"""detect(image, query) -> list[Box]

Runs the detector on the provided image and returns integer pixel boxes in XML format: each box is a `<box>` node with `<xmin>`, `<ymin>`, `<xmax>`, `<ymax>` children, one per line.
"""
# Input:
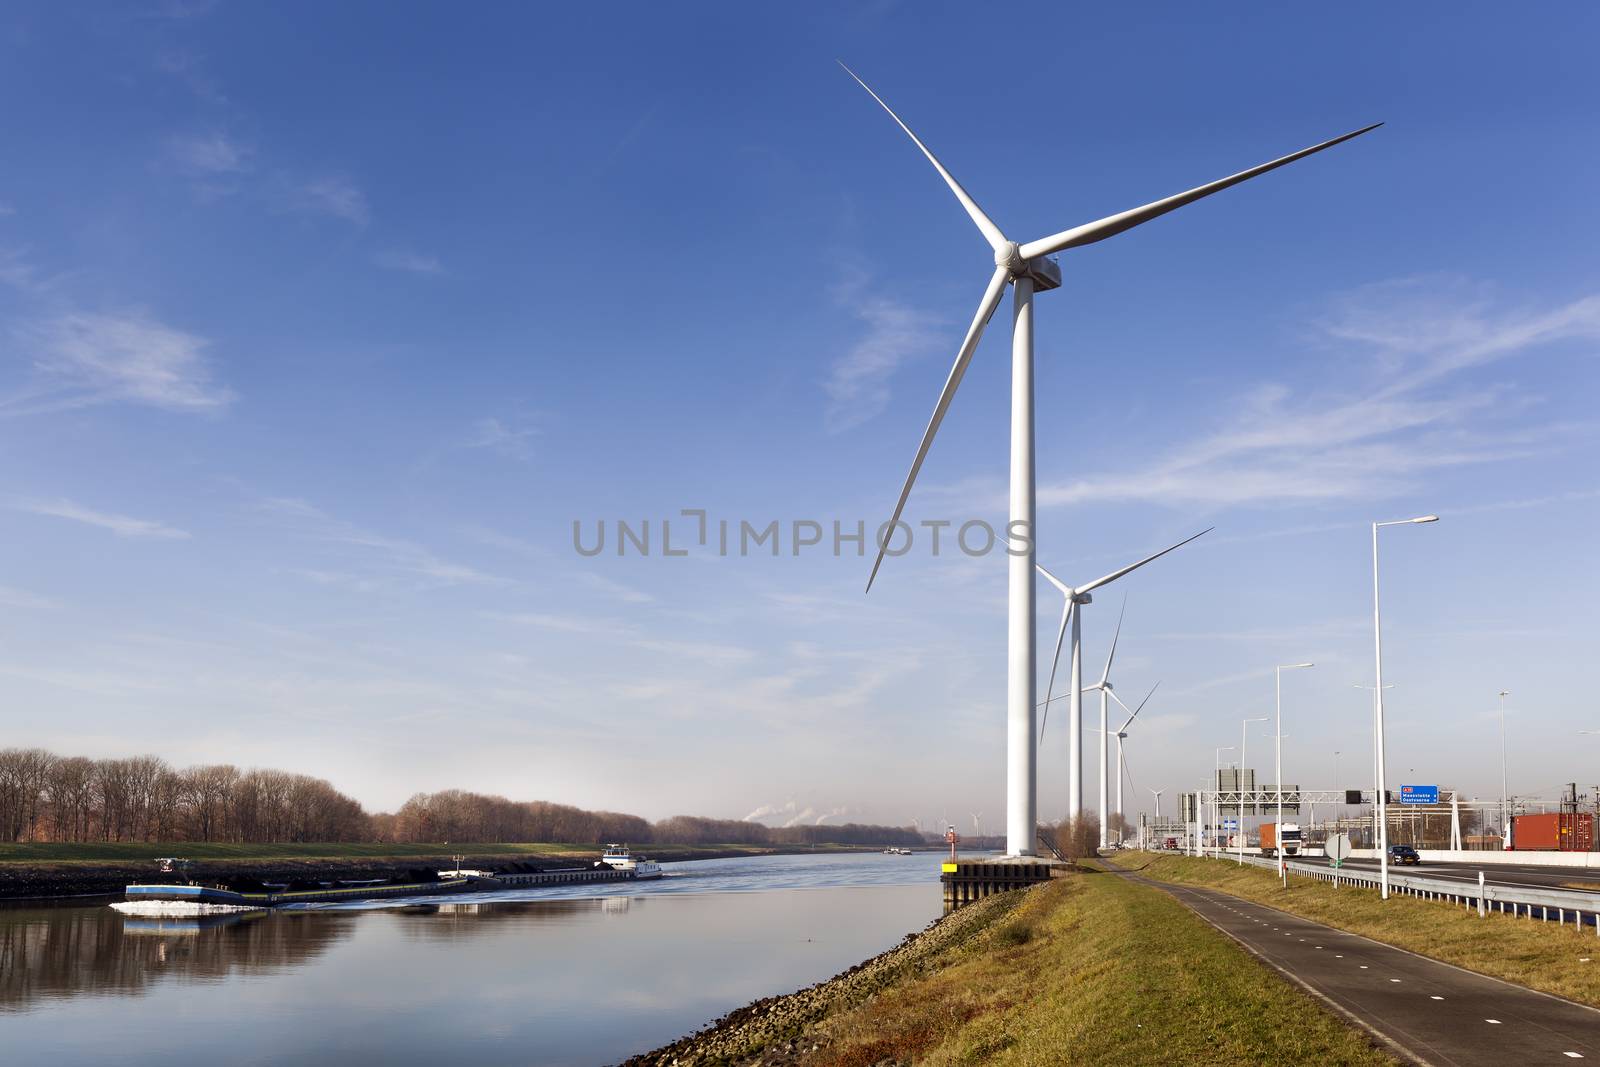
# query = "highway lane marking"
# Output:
<box><xmin>1389</xmin><ymin>978</ymin><xmax>1401</xmax><ymax>983</ymax></box>
<box><xmin>1486</xmin><ymin>1019</ymin><xmax>1501</xmax><ymax>1024</ymax></box>
<box><xmin>1430</xmin><ymin>996</ymin><xmax>1444</xmax><ymax>1000</ymax></box>
<box><xmin>1564</xmin><ymin>1053</ymin><xmax>1583</xmax><ymax>1059</ymax></box>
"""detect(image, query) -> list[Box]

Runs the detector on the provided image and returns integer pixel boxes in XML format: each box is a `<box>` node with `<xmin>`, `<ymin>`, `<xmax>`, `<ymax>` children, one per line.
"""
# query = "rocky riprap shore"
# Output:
<box><xmin>620</xmin><ymin>887</ymin><xmax>1030</xmax><ymax>1067</ymax></box>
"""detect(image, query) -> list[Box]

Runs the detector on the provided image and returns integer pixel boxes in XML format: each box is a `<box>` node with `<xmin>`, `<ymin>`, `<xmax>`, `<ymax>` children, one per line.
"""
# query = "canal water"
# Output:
<box><xmin>0</xmin><ymin>851</ymin><xmax>949</xmax><ymax>1066</ymax></box>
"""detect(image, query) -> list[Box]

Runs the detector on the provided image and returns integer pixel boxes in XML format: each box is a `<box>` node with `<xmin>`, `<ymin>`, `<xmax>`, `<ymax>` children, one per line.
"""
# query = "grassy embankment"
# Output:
<box><xmin>1110</xmin><ymin>852</ymin><xmax>1600</xmax><ymax>1008</ymax></box>
<box><xmin>706</xmin><ymin>868</ymin><xmax>1396</xmax><ymax>1066</ymax></box>
<box><xmin>0</xmin><ymin>841</ymin><xmax>800</xmax><ymax>866</ymax></box>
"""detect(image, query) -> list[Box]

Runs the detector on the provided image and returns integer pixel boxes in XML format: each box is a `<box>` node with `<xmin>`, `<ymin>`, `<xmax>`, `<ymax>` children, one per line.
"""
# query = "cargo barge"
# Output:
<box><xmin>118</xmin><ymin>845</ymin><xmax>664</xmax><ymax>912</ymax></box>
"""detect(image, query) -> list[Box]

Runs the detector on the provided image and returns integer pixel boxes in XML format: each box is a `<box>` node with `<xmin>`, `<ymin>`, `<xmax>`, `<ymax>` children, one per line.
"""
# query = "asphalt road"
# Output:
<box><xmin>1330</xmin><ymin>857</ymin><xmax>1600</xmax><ymax>892</ymax></box>
<box><xmin>1117</xmin><ymin>867</ymin><xmax>1600</xmax><ymax>1066</ymax></box>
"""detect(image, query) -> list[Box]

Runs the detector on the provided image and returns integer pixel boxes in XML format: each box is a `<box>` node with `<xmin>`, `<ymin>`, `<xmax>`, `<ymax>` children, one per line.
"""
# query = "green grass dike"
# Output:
<box><xmin>627</xmin><ymin>865</ymin><xmax>1397</xmax><ymax>1066</ymax></box>
<box><xmin>1108</xmin><ymin>851</ymin><xmax>1600</xmax><ymax>1009</ymax></box>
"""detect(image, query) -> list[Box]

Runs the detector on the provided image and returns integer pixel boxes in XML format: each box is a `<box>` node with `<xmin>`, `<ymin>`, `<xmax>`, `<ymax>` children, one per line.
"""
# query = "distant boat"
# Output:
<box><xmin>598</xmin><ymin>844</ymin><xmax>663</xmax><ymax>880</ymax></box>
<box><xmin>881</xmin><ymin>847</ymin><xmax>913</xmax><ymax>855</ymax></box>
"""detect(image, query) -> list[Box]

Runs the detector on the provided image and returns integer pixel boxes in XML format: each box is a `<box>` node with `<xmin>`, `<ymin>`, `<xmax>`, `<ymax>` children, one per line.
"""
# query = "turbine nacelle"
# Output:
<box><xmin>995</xmin><ymin>241</ymin><xmax>1063</xmax><ymax>291</ymax></box>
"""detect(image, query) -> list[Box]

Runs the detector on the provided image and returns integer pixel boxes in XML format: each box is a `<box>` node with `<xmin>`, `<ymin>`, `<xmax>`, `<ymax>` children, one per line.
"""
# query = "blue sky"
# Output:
<box><xmin>1</xmin><ymin>4</ymin><xmax>1597</xmax><ymax>828</ymax></box>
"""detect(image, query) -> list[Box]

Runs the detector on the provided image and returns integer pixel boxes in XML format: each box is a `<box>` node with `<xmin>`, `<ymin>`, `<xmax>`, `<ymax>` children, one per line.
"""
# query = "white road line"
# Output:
<box><xmin>1389</xmin><ymin>979</ymin><xmax>1402</xmax><ymax>983</ymax></box>
<box><xmin>1485</xmin><ymin>1019</ymin><xmax>1501</xmax><ymax>1024</ymax></box>
<box><xmin>1563</xmin><ymin>1053</ymin><xmax>1583</xmax><ymax>1059</ymax></box>
<box><xmin>1430</xmin><ymin>996</ymin><xmax>1444</xmax><ymax>1001</ymax></box>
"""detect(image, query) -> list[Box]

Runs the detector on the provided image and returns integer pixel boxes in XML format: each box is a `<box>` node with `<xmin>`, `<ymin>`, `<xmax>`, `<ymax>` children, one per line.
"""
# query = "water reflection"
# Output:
<box><xmin>0</xmin><ymin>906</ymin><xmax>349</xmax><ymax>1010</ymax></box>
<box><xmin>0</xmin><ymin>853</ymin><xmax>942</xmax><ymax>1067</ymax></box>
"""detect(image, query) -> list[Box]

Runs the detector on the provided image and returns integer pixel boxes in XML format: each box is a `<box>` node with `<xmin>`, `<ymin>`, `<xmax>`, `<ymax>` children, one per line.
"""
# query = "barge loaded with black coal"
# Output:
<box><xmin>114</xmin><ymin>845</ymin><xmax>664</xmax><ymax>914</ymax></box>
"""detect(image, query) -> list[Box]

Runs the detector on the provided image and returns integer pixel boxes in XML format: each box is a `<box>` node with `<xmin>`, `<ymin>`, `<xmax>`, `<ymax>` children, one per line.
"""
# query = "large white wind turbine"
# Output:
<box><xmin>1037</xmin><ymin>528</ymin><xmax>1208</xmax><ymax>826</ymax></box>
<box><xmin>842</xmin><ymin>62</ymin><xmax>1380</xmax><ymax>856</ymax></box>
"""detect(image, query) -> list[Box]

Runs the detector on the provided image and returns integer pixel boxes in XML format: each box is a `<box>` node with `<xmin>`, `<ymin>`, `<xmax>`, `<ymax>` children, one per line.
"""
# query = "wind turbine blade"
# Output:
<box><xmin>1108</xmin><ymin>687</ymin><xmax>1137</xmax><ymax>723</ymax></box>
<box><xmin>866</xmin><ymin>266</ymin><xmax>1010</xmax><ymax>591</ymax></box>
<box><xmin>1038</xmin><ymin>598</ymin><xmax>1074</xmax><ymax>742</ymax></box>
<box><xmin>839</xmin><ymin>63</ymin><xmax>1007</xmax><ymax>251</ymax></box>
<box><xmin>1120</xmin><ymin>747</ymin><xmax>1136</xmax><ymax>799</ymax></box>
<box><xmin>1018</xmin><ymin>123</ymin><xmax>1383</xmax><ymax>260</ymax></box>
<box><xmin>1099</xmin><ymin>594</ymin><xmax>1126</xmax><ymax>686</ymax></box>
<box><xmin>1117</xmin><ymin>681</ymin><xmax>1160</xmax><ymax>733</ymax></box>
<box><xmin>1077</xmin><ymin>527</ymin><xmax>1212</xmax><ymax>596</ymax></box>
<box><xmin>1034</xmin><ymin>563</ymin><xmax>1072</xmax><ymax>596</ymax></box>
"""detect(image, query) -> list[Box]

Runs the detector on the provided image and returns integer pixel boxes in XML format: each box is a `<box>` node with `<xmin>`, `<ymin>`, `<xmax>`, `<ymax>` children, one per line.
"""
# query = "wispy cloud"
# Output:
<box><xmin>0</xmin><ymin>585</ymin><xmax>58</xmax><ymax>610</ymax></box>
<box><xmin>167</xmin><ymin>132</ymin><xmax>252</xmax><ymax>175</ymax></box>
<box><xmin>463</xmin><ymin>416</ymin><xmax>535</xmax><ymax>461</ymax></box>
<box><xmin>483</xmin><ymin>611</ymin><xmax>619</xmax><ymax>635</ymax></box>
<box><xmin>0</xmin><ymin>246</ymin><xmax>41</xmax><ymax>292</ymax></box>
<box><xmin>13</xmin><ymin>498</ymin><xmax>190</xmax><ymax>539</ymax></box>
<box><xmin>257</xmin><ymin>496</ymin><xmax>501</xmax><ymax>587</ymax></box>
<box><xmin>290</xmin><ymin>176</ymin><xmax>369</xmax><ymax>225</ymax></box>
<box><xmin>372</xmin><ymin>249</ymin><xmax>443</xmax><ymax>275</ymax></box>
<box><xmin>1039</xmin><ymin>279</ymin><xmax>1600</xmax><ymax>510</ymax></box>
<box><xmin>579</xmin><ymin>572</ymin><xmax>656</xmax><ymax>605</ymax></box>
<box><xmin>8</xmin><ymin>310</ymin><xmax>234</xmax><ymax>416</ymax></box>
<box><xmin>825</xmin><ymin>267</ymin><xmax>945</xmax><ymax>433</ymax></box>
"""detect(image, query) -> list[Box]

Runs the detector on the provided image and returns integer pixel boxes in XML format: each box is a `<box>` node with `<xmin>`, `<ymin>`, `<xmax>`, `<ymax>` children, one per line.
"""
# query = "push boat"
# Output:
<box><xmin>598</xmin><ymin>844</ymin><xmax>663</xmax><ymax>880</ymax></box>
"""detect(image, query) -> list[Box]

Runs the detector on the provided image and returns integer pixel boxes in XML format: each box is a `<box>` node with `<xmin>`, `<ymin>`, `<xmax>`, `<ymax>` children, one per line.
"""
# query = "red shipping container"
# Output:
<box><xmin>1512</xmin><ymin>812</ymin><xmax>1594</xmax><ymax>851</ymax></box>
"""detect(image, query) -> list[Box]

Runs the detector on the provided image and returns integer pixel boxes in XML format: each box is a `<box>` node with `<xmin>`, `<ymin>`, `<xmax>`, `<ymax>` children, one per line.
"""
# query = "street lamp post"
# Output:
<box><xmin>1372</xmin><ymin>514</ymin><xmax>1439</xmax><ymax>900</ymax></box>
<box><xmin>1240</xmin><ymin>716</ymin><xmax>1269</xmax><ymax>865</ymax></box>
<box><xmin>1214</xmin><ymin>746</ymin><xmax>1234</xmax><ymax>857</ymax></box>
<box><xmin>1498</xmin><ymin>690</ymin><xmax>1510</xmax><ymax>846</ymax></box>
<box><xmin>1334</xmin><ymin>749</ymin><xmax>1341</xmax><ymax>826</ymax></box>
<box><xmin>1275</xmin><ymin>663</ymin><xmax>1313</xmax><ymax>885</ymax></box>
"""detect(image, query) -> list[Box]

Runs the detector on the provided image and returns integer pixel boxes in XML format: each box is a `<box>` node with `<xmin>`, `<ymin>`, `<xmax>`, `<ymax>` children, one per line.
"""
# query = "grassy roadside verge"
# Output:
<box><xmin>634</xmin><ymin>869</ymin><xmax>1396</xmax><ymax>1066</ymax></box>
<box><xmin>1110</xmin><ymin>852</ymin><xmax>1600</xmax><ymax>1008</ymax></box>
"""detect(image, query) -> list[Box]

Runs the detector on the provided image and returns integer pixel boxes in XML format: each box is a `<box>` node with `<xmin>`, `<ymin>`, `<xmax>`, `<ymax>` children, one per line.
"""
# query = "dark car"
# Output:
<box><xmin>1388</xmin><ymin>844</ymin><xmax>1421</xmax><ymax>865</ymax></box>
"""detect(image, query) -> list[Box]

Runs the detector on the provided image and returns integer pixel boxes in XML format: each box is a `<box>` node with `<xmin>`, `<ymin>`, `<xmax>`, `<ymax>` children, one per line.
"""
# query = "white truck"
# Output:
<box><xmin>1259</xmin><ymin>821</ymin><xmax>1302</xmax><ymax>857</ymax></box>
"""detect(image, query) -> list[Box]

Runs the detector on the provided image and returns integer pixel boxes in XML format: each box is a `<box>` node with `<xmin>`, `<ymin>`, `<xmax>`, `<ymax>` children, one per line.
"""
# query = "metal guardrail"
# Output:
<box><xmin>1192</xmin><ymin>849</ymin><xmax>1600</xmax><ymax>931</ymax></box>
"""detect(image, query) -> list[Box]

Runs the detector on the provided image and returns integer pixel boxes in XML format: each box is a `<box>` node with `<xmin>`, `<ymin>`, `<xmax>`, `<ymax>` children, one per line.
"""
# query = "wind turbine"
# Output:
<box><xmin>1038</xmin><ymin>528</ymin><xmax>1208</xmax><ymax>826</ymax></box>
<box><xmin>1076</xmin><ymin>598</ymin><xmax>1159</xmax><ymax>847</ymax></box>
<box><xmin>1112</xmin><ymin>683</ymin><xmax>1159</xmax><ymax>843</ymax></box>
<box><xmin>971</xmin><ymin>812</ymin><xmax>983</xmax><ymax>837</ymax></box>
<box><xmin>842</xmin><ymin>63</ymin><xmax>1381</xmax><ymax>857</ymax></box>
<box><xmin>1151</xmin><ymin>788</ymin><xmax>1164</xmax><ymax>821</ymax></box>
<box><xmin>1080</xmin><ymin>596</ymin><xmax>1128</xmax><ymax>849</ymax></box>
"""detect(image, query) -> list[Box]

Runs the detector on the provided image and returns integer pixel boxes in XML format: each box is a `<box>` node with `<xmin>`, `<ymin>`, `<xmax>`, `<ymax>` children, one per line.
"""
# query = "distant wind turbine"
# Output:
<box><xmin>1112</xmin><ymin>683</ymin><xmax>1159</xmax><ymax>843</ymax></box>
<box><xmin>841</xmin><ymin>61</ymin><xmax>1380</xmax><ymax>856</ymax></box>
<box><xmin>1038</xmin><ymin>529</ymin><xmax>1208</xmax><ymax>825</ymax></box>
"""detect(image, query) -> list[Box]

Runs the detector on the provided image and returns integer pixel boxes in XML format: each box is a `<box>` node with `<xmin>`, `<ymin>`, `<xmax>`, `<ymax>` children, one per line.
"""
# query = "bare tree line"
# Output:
<box><xmin>378</xmin><ymin>791</ymin><xmax>923</xmax><ymax>847</ymax></box>
<box><xmin>0</xmin><ymin>748</ymin><xmax>922</xmax><ymax>848</ymax></box>
<box><xmin>0</xmin><ymin>748</ymin><xmax>368</xmax><ymax>844</ymax></box>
